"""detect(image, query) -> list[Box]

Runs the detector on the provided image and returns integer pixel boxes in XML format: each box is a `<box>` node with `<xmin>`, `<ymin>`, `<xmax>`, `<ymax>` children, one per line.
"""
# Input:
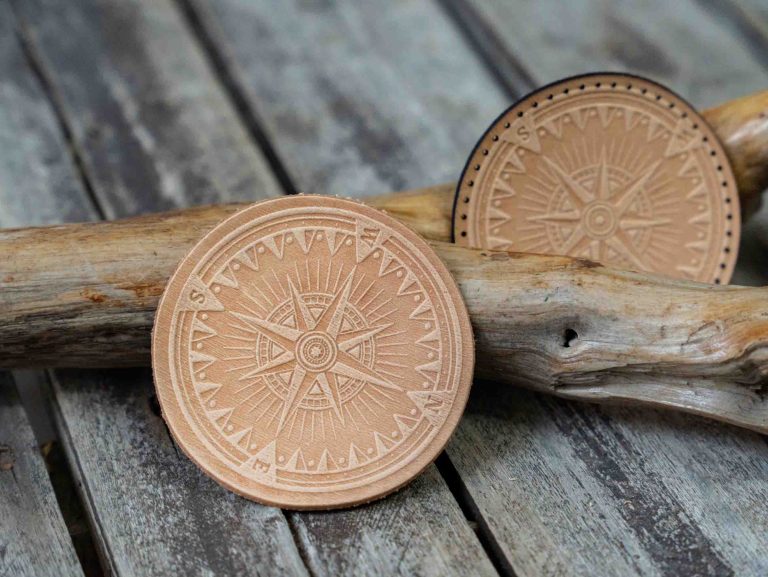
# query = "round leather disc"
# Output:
<box><xmin>152</xmin><ymin>196</ymin><xmax>474</xmax><ymax>509</ymax></box>
<box><xmin>454</xmin><ymin>73</ymin><xmax>740</xmax><ymax>284</ymax></box>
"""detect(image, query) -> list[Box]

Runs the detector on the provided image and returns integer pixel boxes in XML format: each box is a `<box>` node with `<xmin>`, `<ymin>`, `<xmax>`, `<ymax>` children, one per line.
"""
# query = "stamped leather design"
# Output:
<box><xmin>152</xmin><ymin>196</ymin><xmax>474</xmax><ymax>509</ymax></box>
<box><xmin>455</xmin><ymin>74</ymin><xmax>740</xmax><ymax>284</ymax></box>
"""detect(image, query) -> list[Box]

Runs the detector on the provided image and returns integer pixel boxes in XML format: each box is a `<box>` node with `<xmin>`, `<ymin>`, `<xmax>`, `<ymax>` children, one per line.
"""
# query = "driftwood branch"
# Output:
<box><xmin>1</xmin><ymin>89</ymin><xmax>767</xmax><ymax>432</ymax></box>
<box><xmin>439</xmin><ymin>245</ymin><xmax>768</xmax><ymax>434</ymax></box>
<box><xmin>1</xmin><ymin>203</ymin><xmax>767</xmax><ymax>433</ymax></box>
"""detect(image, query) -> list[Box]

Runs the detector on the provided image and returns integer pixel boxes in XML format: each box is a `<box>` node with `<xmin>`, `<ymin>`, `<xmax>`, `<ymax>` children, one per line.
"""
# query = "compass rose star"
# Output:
<box><xmin>533</xmin><ymin>152</ymin><xmax>670</xmax><ymax>265</ymax></box>
<box><xmin>232</xmin><ymin>268</ymin><xmax>399</xmax><ymax>433</ymax></box>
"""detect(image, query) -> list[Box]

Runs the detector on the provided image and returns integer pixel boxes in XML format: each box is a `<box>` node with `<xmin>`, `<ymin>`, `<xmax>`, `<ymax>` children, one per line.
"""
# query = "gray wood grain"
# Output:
<box><xmin>288</xmin><ymin>466</ymin><xmax>495</xmax><ymax>577</ymax></box>
<box><xmin>13</xmin><ymin>0</ymin><xmax>498</xmax><ymax>575</ymax></box>
<box><xmin>697</xmin><ymin>0</ymin><xmax>768</xmax><ymax>71</ymax></box>
<box><xmin>0</xmin><ymin>373</ymin><xmax>83</xmax><ymax>577</ymax></box>
<box><xmin>12</xmin><ymin>0</ymin><xmax>281</xmax><ymax>219</ymax></box>
<box><xmin>186</xmin><ymin>0</ymin><xmax>509</xmax><ymax>198</ymax></box>
<box><xmin>450</xmin><ymin>385</ymin><xmax>768</xmax><ymax>577</ymax></box>
<box><xmin>0</xmin><ymin>2</ymin><xmax>96</xmax><ymax>227</ymax></box>
<box><xmin>49</xmin><ymin>369</ymin><xmax>308</xmax><ymax>577</ymax></box>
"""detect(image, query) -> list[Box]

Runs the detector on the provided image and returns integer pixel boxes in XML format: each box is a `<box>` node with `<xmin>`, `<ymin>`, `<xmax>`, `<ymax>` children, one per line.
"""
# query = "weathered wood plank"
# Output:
<box><xmin>12</xmin><ymin>0</ymin><xmax>281</xmax><ymax>219</ymax></box>
<box><xmin>5</xmin><ymin>1</ymin><xmax>310</xmax><ymax>574</ymax></box>
<box><xmin>185</xmin><ymin>0</ymin><xmax>509</xmax><ymax>198</ymax></box>
<box><xmin>0</xmin><ymin>8</ymin><xmax>88</xmax><ymax>577</ymax></box>
<box><xmin>13</xmin><ymin>0</ymin><xmax>498</xmax><ymax>574</ymax></box>
<box><xmin>603</xmin><ymin>403</ymin><xmax>768</xmax><ymax>576</ymax></box>
<box><xmin>0</xmin><ymin>4</ymin><xmax>96</xmax><ymax>226</ymax></box>
<box><xmin>699</xmin><ymin>0</ymin><xmax>768</xmax><ymax>71</ymax></box>
<box><xmin>49</xmin><ymin>369</ymin><xmax>308</xmax><ymax>577</ymax></box>
<box><xmin>450</xmin><ymin>386</ymin><xmax>768</xmax><ymax>576</ymax></box>
<box><xmin>438</xmin><ymin>1</ymin><xmax>768</xmax><ymax>574</ymax></box>
<box><xmin>445</xmin><ymin>0</ymin><xmax>768</xmax><ymax>108</ymax></box>
<box><xmin>0</xmin><ymin>374</ymin><xmax>83</xmax><ymax>577</ymax></box>
<box><xmin>288</xmin><ymin>467</ymin><xmax>495</xmax><ymax>576</ymax></box>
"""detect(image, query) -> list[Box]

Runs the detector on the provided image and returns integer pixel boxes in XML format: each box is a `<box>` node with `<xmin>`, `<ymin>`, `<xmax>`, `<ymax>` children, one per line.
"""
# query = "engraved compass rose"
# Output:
<box><xmin>232</xmin><ymin>270</ymin><xmax>399</xmax><ymax>433</ymax></box>
<box><xmin>152</xmin><ymin>196</ymin><xmax>474</xmax><ymax>508</ymax></box>
<box><xmin>455</xmin><ymin>74</ymin><xmax>739</xmax><ymax>284</ymax></box>
<box><xmin>533</xmin><ymin>151</ymin><xmax>671</xmax><ymax>266</ymax></box>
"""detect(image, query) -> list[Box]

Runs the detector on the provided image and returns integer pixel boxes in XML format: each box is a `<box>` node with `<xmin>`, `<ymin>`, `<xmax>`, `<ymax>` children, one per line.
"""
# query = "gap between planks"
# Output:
<box><xmin>435</xmin><ymin>452</ymin><xmax>517</xmax><ymax>577</ymax></box>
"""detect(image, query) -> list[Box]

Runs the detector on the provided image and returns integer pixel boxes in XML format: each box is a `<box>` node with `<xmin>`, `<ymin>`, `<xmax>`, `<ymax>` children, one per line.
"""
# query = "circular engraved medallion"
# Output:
<box><xmin>454</xmin><ymin>73</ymin><xmax>740</xmax><ymax>283</ymax></box>
<box><xmin>152</xmin><ymin>196</ymin><xmax>474</xmax><ymax>509</ymax></box>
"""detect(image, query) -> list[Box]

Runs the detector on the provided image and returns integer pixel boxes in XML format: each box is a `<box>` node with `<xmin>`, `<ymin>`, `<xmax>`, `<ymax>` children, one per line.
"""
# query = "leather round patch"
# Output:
<box><xmin>454</xmin><ymin>73</ymin><xmax>740</xmax><ymax>284</ymax></box>
<box><xmin>152</xmin><ymin>196</ymin><xmax>474</xmax><ymax>509</ymax></box>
